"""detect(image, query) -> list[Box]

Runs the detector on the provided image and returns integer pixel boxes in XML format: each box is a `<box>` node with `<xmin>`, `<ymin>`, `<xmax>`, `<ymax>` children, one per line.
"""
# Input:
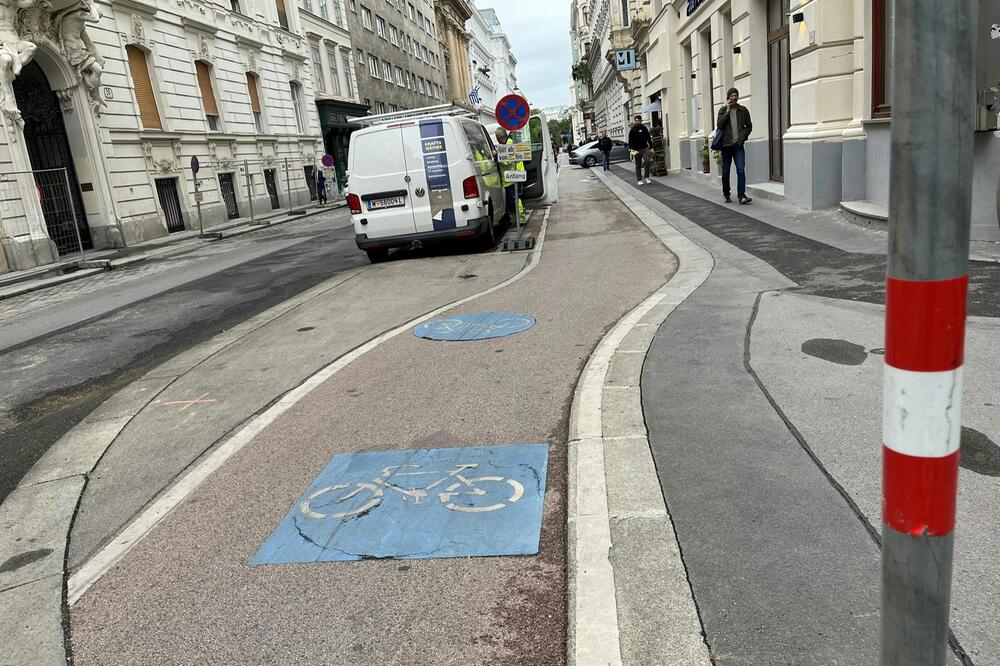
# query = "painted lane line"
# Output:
<box><xmin>68</xmin><ymin>209</ymin><xmax>552</xmax><ymax>606</ymax></box>
<box><xmin>883</xmin><ymin>366</ymin><xmax>963</xmax><ymax>458</ymax></box>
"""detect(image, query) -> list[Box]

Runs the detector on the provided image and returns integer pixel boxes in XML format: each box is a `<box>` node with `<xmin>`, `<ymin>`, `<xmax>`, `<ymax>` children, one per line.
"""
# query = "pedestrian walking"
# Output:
<box><xmin>597</xmin><ymin>131</ymin><xmax>613</xmax><ymax>171</ymax></box>
<box><xmin>716</xmin><ymin>87</ymin><xmax>753</xmax><ymax>205</ymax></box>
<box><xmin>315</xmin><ymin>169</ymin><xmax>327</xmax><ymax>205</ymax></box>
<box><xmin>628</xmin><ymin>115</ymin><xmax>653</xmax><ymax>185</ymax></box>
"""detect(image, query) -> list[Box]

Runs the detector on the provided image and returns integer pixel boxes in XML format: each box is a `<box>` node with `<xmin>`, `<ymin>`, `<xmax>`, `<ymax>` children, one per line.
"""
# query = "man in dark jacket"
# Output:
<box><xmin>716</xmin><ymin>87</ymin><xmax>753</xmax><ymax>204</ymax></box>
<box><xmin>627</xmin><ymin>115</ymin><xmax>653</xmax><ymax>185</ymax></box>
<box><xmin>597</xmin><ymin>131</ymin><xmax>613</xmax><ymax>171</ymax></box>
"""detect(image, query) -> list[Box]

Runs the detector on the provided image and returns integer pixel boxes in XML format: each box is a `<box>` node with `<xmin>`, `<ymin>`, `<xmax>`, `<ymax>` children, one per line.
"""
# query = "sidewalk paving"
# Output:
<box><xmin>0</xmin><ymin>202</ymin><xmax>345</xmax><ymax>301</ymax></box>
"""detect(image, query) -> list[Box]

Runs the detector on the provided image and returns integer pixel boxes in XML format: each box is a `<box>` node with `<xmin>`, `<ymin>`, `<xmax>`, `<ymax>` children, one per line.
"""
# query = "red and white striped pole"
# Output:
<box><xmin>881</xmin><ymin>1</ymin><xmax>976</xmax><ymax>664</ymax></box>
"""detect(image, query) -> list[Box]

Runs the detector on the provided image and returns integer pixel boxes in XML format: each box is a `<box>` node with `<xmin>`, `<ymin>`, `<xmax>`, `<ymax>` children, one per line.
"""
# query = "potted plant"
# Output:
<box><xmin>699</xmin><ymin>137</ymin><xmax>711</xmax><ymax>173</ymax></box>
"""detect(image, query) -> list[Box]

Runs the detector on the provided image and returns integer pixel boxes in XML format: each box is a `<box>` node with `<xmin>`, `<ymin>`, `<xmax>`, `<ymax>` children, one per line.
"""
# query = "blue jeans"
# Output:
<box><xmin>601</xmin><ymin>151</ymin><xmax>610</xmax><ymax>170</ymax></box>
<box><xmin>721</xmin><ymin>143</ymin><xmax>746</xmax><ymax>200</ymax></box>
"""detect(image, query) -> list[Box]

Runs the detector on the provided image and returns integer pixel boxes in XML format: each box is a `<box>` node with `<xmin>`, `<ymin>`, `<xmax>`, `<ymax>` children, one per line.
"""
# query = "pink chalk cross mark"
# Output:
<box><xmin>163</xmin><ymin>392</ymin><xmax>218</xmax><ymax>411</ymax></box>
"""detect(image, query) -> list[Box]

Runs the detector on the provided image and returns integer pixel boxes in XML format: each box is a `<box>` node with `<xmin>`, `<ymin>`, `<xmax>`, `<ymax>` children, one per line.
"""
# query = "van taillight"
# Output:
<box><xmin>347</xmin><ymin>193</ymin><xmax>361</xmax><ymax>214</ymax></box>
<box><xmin>462</xmin><ymin>176</ymin><xmax>479</xmax><ymax>200</ymax></box>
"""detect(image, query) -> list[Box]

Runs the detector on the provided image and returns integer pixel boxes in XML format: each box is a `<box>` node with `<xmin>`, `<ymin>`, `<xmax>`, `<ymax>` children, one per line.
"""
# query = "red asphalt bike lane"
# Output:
<box><xmin>68</xmin><ymin>171</ymin><xmax>678</xmax><ymax>665</ymax></box>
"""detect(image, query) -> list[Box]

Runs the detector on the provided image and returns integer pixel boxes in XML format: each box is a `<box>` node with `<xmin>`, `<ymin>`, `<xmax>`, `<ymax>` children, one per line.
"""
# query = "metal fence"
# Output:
<box><xmin>0</xmin><ymin>167</ymin><xmax>88</xmax><ymax>259</ymax></box>
<box><xmin>190</xmin><ymin>157</ymin><xmax>334</xmax><ymax>234</ymax></box>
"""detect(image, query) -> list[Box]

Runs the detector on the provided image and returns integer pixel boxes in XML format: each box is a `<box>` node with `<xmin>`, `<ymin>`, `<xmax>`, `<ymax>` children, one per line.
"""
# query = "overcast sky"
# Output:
<box><xmin>485</xmin><ymin>0</ymin><xmax>571</xmax><ymax>108</ymax></box>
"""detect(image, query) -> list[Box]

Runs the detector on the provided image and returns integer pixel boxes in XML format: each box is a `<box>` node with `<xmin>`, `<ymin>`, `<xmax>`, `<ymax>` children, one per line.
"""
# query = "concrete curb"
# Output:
<box><xmin>0</xmin><ymin>203</ymin><xmax>343</xmax><ymax>302</ymax></box>
<box><xmin>566</xmin><ymin>168</ymin><xmax>715</xmax><ymax>665</ymax></box>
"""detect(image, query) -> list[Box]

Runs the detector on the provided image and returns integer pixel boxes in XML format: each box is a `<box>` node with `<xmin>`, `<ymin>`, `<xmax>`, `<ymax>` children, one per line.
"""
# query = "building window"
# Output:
<box><xmin>620</xmin><ymin>0</ymin><xmax>629</xmax><ymax>26</ymax></box>
<box><xmin>342</xmin><ymin>54</ymin><xmax>354</xmax><ymax>96</ymax></box>
<box><xmin>368</xmin><ymin>54</ymin><xmax>380</xmax><ymax>78</ymax></box>
<box><xmin>276</xmin><ymin>0</ymin><xmax>289</xmax><ymax>29</ymax></box>
<box><xmin>126</xmin><ymin>45</ymin><xmax>161</xmax><ymax>129</ymax></box>
<box><xmin>407</xmin><ymin>2</ymin><xmax>414</xmax><ymax>20</ymax></box>
<box><xmin>422</xmin><ymin>45</ymin><xmax>428</xmax><ymax>62</ymax></box>
<box><xmin>196</xmin><ymin>61</ymin><xmax>221</xmax><ymax>131</ymax></box>
<box><xmin>290</xmin><ymin>82</ymin><xmax>305</xmax><ymax>133</ymax></box>
<box><xmin>350</xmin><ymin>0</ymin><xmax>356</xmax><ymax>9</ymax></box>
<box><xmin>231</xmin><ymin>0</ymin><xmax>242</xmax><ymax>14</ymax></box>
<box><xmin>389</xmin><ymin>25</ymin><xmax>399</xmax><ymax>46</ymax></box>
<box><xmin>328</xmin><ymin>50</ymin><xmax>341</xmax><ymax>95</ymax></box>
<box><xmin>246</xmin><ymin>72</ymin><xmax>264</xmax><ymax>132</ymax></box>
<box><xmin>424</xmin><ymin>16</ymin><xmax>431</xmax><ymax>34</ymax></box>
<box><xmin>311</xmin><ymin>46</ymin><xmax>325</xmax><ymax>92</ymax></box>
<box><xmin>394</xmin><ymin>65</ymin><xmax>404</xmax><ymax>86</ymax></box>
<box><xmin>374</xmin><ymin>100</ymin><xmax>386</xmax><ymax>113</ymax></box>
<box><xmin>361</xmin><ymin>6</ymin><xmax>373</xmax><ymax>29</ymax></box>
<box><xmin>356</xmin><ymin>48</ymin><xmax>363</xmax><ymax>64</ymax></box>
<box><xmin>383</xmin><ymin>60</ymin><xmax>392</xmax><ymax>82</ymax></box>
<box><xmin>872</xmin><ymin>0</ymin><xmax>894</xmax><ymax>118</ymax></box>
<box><xmin>376</xmin><ymin>16</ymin><xmax>386</xmax><ymax>38</ymax></box>
<box><xmin>319</xmin><ymin>0</ymin><xmax>328</xmax><ymax>19</ymax></box>
<box><xmin>417</xmin><ymin>76</ymin><xmax>424</xmax><ymax>94</ymax></box>
<box><xmin>303</xmin><ymin>0</ymin><xmax>312</xmax><ymax>12</ymax></box>
<box><xmin>388</xmin><ymin>103</ymin><xmax>397</xmax><ymax>112</ymax></box>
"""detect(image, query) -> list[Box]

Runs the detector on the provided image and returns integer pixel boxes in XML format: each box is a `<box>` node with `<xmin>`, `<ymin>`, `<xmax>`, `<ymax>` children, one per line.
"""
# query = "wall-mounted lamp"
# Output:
<box><xmin>733</xmin><ymin>45</ymin><xmax>742</xmax><ymax>54</ymax></box>
<box><xmin>691</xmin><ymin>73</ymin><xmax>696</xmax><ymax>79</ymax></box>
<box><xmin>711</xmin><ymin>62</ymin><xmax>718</xmax><ymax>69</ymax></box>
<box><xmin>791</xmin><ymin>11</ymin><xmax>804</xmax><ymax>23</ymax></box>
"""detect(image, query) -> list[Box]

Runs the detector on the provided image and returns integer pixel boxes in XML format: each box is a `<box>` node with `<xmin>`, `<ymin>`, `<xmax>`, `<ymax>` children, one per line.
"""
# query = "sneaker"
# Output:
<box><xmin>724</xmin><ymin>196</ymin><xmax>732</xmax><ymax>203</ymax></box>
<box><xmin>739</xmin><ymin>195</ymin><xmax>753</xmax><ymax>205</ymax></box>
<box><xmin>637</xmin><ymin>180</ymin><xmax>643</xmax><ymax>185</ymax></box>
<box><xmin>645</xmin><ymin>178</ymin><xmax>652</xmax><ymax>184</ymax></box>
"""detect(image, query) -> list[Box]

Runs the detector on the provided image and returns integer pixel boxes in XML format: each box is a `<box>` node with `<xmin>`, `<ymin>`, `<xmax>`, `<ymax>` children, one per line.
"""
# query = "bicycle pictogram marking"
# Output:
<box><xmin>250</xmin><ymin>444</ymin><xmax>550</xmax><ymax>564</ymax></box>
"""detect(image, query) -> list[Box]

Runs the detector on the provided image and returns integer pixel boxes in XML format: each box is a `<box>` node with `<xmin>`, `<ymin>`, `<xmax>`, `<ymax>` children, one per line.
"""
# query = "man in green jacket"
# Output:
<box><xmin>716</xmin><ymin>87</ymin><xmax>753</xmax><ymax>205</ymax></box>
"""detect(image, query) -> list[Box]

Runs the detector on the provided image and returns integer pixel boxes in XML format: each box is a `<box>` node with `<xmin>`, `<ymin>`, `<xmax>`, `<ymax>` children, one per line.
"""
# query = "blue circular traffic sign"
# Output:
<box><xmin>414</xmin><ymin>312</ymin><xmax>536</xmax><ymax>341</ymax></box>
<box><xmin>496</xmin><ymin>94</ymin><xmax>530</xmax><ymax>132</ymax></box>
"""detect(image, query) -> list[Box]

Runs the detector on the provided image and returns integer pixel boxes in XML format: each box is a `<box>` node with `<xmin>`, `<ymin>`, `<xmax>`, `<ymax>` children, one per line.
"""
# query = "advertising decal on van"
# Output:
<box><xmin>420</xmin><ymin>119</ymin><xmax>457</xmax><ymax>231</ymax></box>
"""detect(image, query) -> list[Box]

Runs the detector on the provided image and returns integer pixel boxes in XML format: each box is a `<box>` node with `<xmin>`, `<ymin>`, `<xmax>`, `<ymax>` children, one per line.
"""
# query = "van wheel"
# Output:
<box><xmin>480</xmin><ymin>204</ymin><xmax>496</xmax><ymax>250</ymax></box>
<box><xmin>366</xmin><ymin>248</ymin><xmax>389</xmax><ymax>263</ymax></box>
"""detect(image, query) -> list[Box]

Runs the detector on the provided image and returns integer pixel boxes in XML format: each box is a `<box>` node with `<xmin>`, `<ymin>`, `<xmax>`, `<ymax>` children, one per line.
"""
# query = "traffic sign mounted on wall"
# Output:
<box><xmin>495</xmin><ymin>94</ymin><xmax>530</xmax><ymax>132</ymax></box>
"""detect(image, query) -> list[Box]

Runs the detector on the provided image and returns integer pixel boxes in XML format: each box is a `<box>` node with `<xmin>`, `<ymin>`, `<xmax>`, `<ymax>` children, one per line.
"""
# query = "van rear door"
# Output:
<box><xmin>349</xmin><ymin>125</ymin><xmax>416</xmax><ymax>239</ymax></box>
<box><xmin>401</xmin><ymin>119</ymin><xmax>471</xmax><ymax>235</ymax></box>
<box><xmin>511</xmin><ymin>111</ymin><xmax>558</xmax><ymax>206</ymax></box>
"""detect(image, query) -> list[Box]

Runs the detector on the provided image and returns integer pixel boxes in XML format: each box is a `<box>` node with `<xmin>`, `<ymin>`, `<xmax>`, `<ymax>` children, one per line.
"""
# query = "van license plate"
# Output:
<box><xmin>367</xmin><ymin>196</ymin><xmax>405</xmax><ymax>210</ymax></box>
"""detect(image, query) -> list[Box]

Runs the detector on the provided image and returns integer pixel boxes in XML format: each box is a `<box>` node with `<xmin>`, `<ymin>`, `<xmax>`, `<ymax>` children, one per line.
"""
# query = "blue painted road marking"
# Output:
<box><xmin>413</xmin><ymin>312</ymin><xmax>535</xmax><ymax>341</ymax></box>
<box><xmin>250</xmin><ymin>444</ymin><xmax>549</xmax><ymax>564</ymax></box>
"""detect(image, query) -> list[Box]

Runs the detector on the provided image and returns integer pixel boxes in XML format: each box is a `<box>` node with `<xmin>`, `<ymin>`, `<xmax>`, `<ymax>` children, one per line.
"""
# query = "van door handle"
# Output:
<box><xmin>404</xmin><ymin>176</ymin><xmax>412</xmax><ymax>183</ymax></box>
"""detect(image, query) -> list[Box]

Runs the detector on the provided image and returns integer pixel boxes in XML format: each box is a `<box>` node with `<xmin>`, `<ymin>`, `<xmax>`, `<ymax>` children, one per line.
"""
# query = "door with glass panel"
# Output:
<box><xmin>767</xmin><ymin>0</ymin><xmax>791</xmax><ymax>182</ymax></box>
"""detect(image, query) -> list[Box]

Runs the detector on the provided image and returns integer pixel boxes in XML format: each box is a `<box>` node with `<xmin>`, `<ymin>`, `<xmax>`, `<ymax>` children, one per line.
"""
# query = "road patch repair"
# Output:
<box><xmin>413</xmin><ymin>311</ymin><xmax>536</xmax><ymax>341</ymax></box>
<box><xmin>251</xmin><ymin>443</ymin><xmax>549</xmax><ymax>564</ymax></box>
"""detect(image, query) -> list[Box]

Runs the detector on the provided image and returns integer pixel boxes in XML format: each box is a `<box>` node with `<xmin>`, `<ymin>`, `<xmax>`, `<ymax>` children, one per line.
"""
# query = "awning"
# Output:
<box><xmin>639</xmin><ymin>99</ymin><xmax>662</xmax><ymax>114</ymax></box>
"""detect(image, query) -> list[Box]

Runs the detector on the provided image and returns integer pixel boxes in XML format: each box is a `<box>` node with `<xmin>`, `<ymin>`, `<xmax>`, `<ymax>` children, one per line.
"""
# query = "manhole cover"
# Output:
<box><xmin>413</xmin><ymin>312</ymin><xmax>535</xmax><ymax>341</ymax></box>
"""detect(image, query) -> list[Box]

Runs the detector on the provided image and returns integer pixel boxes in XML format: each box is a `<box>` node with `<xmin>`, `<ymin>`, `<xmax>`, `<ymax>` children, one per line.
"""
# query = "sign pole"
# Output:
<box><xmin>881</xmin><ymin>2</ymin><xmax>976</xmax><ymax>664</ymax></box>
<box><xmin>62</xmin><ymin>167</ymin><xmax>85</xmax><ymax>261</ymax></box>
<box><xmin>245</xmin><ymin>159</ymin><xmax>255</xmax><ymax>225</ymax></box>
<box><xmin>514</xmin><ymin>181</ymin><xmax>521</xmax><ymax>238</ymax></box>
<box><xmin>194</xmin><ymin>177</ymin><xmax>204</xmax><ymax>237</ymax></box>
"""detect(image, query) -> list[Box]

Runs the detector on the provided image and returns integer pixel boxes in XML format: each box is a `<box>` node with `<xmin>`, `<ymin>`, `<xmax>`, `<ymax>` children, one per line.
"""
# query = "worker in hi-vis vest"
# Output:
<box><xmin>494</xmin><ymin>127</ymin><xmax>525</xmax><ymax>220</ymax></box>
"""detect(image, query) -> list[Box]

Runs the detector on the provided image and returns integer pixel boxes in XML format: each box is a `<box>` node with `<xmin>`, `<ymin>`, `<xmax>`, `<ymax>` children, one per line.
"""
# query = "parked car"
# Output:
<box><xmin>346</xmin><ymin>112</ymin><xmax>507</xmax><ymax>263</ymax></box>
<box><xmin>568</xmin><ymin>139</ymin><xmax>630</xmax><ymax>168</ymax></box>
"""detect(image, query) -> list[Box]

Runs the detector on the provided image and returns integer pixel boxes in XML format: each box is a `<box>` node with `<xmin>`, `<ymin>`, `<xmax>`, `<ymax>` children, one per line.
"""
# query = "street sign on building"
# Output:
<box><xmin>503</xmin><ymin>170</ymin><xmax>526</xmax><ymax>183</ymax></box>
<box><xmin>615</xmin><ymin>49</ymin><xmax>637</xmax><ymax>71</ymax></box>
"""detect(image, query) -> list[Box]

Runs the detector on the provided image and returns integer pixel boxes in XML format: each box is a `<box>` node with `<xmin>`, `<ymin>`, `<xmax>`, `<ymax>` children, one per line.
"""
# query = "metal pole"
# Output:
<box><xmin>62</xmin><ymin>167</ymin><xmax>85</xmax><ymax>262</ymax></box>
<box><xmin>245</xmin><ymin>159</ymin><xmax>255</xmax><ymax>225</ymax></box>
<box><xmin>285</xmin><ymin>157</ymin><xmax>292</xmax><ymax>214</ymax></box>
<box><xmin>882</xmin><ymin>2</ymin><xmax>976</xmax><ymax>664</ymax></box>
<box><xmin>514</xmin><ymin>182</ymin><xmax>521</xmax><ymax>238</ymax></box>
<box><xmin>194</xmin><ymin>177</ymin><xmax>205</xmax><ymax>237</ymax></box>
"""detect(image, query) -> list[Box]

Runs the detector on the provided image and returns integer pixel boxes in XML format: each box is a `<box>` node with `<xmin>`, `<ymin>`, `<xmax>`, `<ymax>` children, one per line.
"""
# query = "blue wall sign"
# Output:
<box><xmin>413</xmin><ymin>312</ymin><xmax>536</xmax><ymax>341</ymax></box>
<box><xmin>250</xmin><ymin>444</ymin><xmax>549</xmax><ymax>564</ymax></box>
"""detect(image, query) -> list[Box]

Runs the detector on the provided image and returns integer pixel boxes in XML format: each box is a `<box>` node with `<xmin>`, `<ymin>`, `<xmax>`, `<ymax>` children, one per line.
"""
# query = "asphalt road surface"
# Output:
<box><xmin>0</xmin><ymin>212</ymin><xmax>366</xmax><ymax>502</ymax></box>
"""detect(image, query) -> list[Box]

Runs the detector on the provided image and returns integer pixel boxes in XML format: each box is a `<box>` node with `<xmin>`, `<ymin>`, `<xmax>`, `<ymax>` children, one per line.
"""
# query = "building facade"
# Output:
<box><xmin>435</xmin><ymin>0</ymin><xmax>474</xmax><ymax>105</ymax></box>
<box><xmin>299</xmin><ymin>0</ymin><xmax>366</xmax><ymax>194</ymax></box>
<box><xmin>572</xmin><ymin>0</ymin><xmax>634</xmax><ymax>142</ymax></box>
<box><xmin>0</xmin><ymin>0</ymin><xmax>327</xmax><ymax>275</ymax></box>
<box><xmin>344</xmin><ymin>0</ymin><xmax>447</xmax><ymax>115</ymax></box>
<box><xmin>614</xmin><ymin>0</ymin><xmax>1000</xmax><ymax>241</ymax></box>
<box><xmin>465</xmin><ymin>4</ymin><xmax>516</xmax><ymax>112</ymax></box>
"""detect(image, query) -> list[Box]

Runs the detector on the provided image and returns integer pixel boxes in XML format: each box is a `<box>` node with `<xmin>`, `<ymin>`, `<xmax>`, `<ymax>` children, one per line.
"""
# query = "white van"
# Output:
<box><xmin>346</xmin><ymin>111</ymin><xmax>507</xmax><ymax>263</ymax></box>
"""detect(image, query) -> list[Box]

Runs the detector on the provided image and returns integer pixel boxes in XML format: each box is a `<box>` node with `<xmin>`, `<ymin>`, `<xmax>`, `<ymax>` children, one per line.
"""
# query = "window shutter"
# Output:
<box><xmin>196</xmin><ymin>61</ymin><xmax>219</xmax><ymax>116</ymax></box>
<box><xmin>126</xmin><ymin>45</ymin><xmax>161</xmax><ymax>129</ymax></box>
<box><xmin>246</xmin><ymin>73</ymin><xmax>261</xmax><ymax>112</ymax></box>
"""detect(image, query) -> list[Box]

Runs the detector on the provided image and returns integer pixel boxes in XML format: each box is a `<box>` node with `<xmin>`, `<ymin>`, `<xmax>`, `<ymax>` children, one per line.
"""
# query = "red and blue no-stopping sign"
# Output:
<box><xmin>496</xmin><ymin>94</ymin><xmax>530</xmax><ymax>132</ymax></box>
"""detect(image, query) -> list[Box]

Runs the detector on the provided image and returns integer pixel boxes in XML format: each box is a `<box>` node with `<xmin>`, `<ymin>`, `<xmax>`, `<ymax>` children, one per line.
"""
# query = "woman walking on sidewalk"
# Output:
<box><xmin>628</xmin><ymin>115</ymin><xmax>653</xmax><ymax>185</ymax></box>
<box><xmin>716</xmin><ymin>87</ymin><xmax>753</xmax><ymax>205</ymax></box>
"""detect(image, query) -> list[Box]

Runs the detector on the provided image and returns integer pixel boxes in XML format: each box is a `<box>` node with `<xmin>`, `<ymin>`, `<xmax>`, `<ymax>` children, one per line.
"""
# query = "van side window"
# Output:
<box><xmin>462</xmin><ymin>123</ymin><xmax>493</xmax><ymax>162</ymax></box>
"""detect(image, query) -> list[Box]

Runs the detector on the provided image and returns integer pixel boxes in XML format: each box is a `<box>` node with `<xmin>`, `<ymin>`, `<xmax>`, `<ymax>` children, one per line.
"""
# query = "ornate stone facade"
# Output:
<box><xmin>434</xmin><ymin>0</ymin><xmax>473</xmax><ymax>106</ymax></box>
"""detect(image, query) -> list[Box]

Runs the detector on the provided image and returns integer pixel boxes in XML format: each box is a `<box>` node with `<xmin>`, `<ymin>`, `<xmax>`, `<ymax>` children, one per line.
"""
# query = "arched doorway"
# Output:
<box><xmin>12</xmin><ymin>60</ymin><xmax>91</xmax><ymax>253</ymax></box>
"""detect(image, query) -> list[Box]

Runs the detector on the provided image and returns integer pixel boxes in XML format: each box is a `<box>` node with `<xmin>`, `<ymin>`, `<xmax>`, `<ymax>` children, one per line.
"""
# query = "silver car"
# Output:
<box><xmin>568</xmin><ymin>139</ymin><xmax>630</xmax><ymax>168</ymax></box>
